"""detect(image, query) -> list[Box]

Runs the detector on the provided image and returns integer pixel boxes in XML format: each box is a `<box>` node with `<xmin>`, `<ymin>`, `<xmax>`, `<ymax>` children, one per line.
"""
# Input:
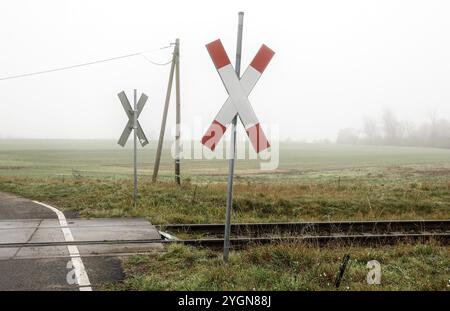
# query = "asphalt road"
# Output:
<box><xmin>0</xmin><ymin>192</ymin><xmax>162</xmax><ymax>291</ymax></box>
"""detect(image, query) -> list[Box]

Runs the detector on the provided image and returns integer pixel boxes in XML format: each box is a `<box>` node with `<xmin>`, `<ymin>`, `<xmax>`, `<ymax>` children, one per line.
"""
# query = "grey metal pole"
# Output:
<box><xmin>133</xmin><ymin>89</ymin><xmax>138</xmax><ymax>203</ymax></box>
<box><xmin>152</xmin><ymin>43</ymin><xmax>177</xmax><ymax>182</ymax></box>
<box><xmin>175</xmin><ymin>39</ymin><xmax>181</xmax><ymax>185</ymax></box>
<box><xmin>223</xmin><ymin>11</ymin><xmax>244</xmax><ymax>263</ymax></box>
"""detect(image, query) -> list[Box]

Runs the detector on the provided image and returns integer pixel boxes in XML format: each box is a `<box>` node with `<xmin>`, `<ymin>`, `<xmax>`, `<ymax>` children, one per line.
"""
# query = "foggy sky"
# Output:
<box><xmin>0</xmin><ymin>0</ymin><xmax>449</xmax><ymax>141</ymax></box>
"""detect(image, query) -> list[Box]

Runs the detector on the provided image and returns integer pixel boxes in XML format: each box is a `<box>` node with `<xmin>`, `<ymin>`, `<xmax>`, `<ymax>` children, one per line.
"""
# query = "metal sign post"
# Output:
<box><xmin>201</xmin><ymin>13</ymin><xmax>275</xmax><ymax>262</ymax></box>
<box><xmin>133</xmin><ymin>89</ymin><xmax>138</xmax><ymax>202</ymax></box>
<box><xmin>117</xmin><ymin>90</ymin><xmax>149</xmax><ymax>203</ymax></box>
<box><xmin>223</xmin><ymin>12</ymin><xmax>244</xmax><ymax>263</ymax></box>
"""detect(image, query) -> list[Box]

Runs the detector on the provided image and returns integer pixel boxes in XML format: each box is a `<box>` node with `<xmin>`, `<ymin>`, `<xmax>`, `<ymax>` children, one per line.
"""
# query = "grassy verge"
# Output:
<box><xmin>1</xmin><ymin>142</ymin><xmax>449</xmax><ymax>291</ymax></box>
<box><xmin>108</xmin><ymin>242</ymin><xmax>449</xmax><ymax>291</ymax></box>
<box><xmin>0</xmin><ymin>168</ymin><xmax>449</xmax><ymax>224</ymax></box>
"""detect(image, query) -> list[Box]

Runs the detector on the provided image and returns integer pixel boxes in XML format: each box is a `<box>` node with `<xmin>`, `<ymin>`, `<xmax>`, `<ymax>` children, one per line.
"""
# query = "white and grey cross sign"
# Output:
<box><xmin>117</xmin><ymin>91</ymin><xmax>149</xmax><ymax>147</ymax></box>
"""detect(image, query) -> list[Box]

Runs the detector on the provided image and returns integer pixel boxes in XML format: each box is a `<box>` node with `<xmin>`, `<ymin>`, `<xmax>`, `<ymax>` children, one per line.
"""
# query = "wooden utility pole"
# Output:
<box><xmin>152</xmin><ymin>39</ymin><xmax>181</xmax><ymax>184</ymax></box>
<box><xmin>174</xmin><ymin>39</ymin><xmax>181</xmax><ymax>185</ymax></box>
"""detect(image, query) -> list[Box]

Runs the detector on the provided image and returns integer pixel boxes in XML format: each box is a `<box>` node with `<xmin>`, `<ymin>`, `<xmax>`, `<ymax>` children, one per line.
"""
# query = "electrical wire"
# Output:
<box><xmin>0</xmin><ymin>45</ymin><xmax>174</xmax><ymax>82</ymax></box>
<box><xmin>140</xmin><ymin>54</ymin><xmax>173</xmax><ymax>66</ymax></box>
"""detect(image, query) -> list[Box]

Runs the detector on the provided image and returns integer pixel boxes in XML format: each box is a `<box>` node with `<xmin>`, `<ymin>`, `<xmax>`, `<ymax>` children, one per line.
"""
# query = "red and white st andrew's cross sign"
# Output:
<box><xmin>201</xmin><ymin>39</ymin><xmax>275</xmax><ymax>153</ymax></box>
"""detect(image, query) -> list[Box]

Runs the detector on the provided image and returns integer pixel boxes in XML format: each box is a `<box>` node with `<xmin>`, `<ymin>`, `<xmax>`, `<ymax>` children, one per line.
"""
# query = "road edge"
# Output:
<box><xmin>32</xmin><ymin>200</ymin><xmax>92</xmax><ymax>291</ymax></box>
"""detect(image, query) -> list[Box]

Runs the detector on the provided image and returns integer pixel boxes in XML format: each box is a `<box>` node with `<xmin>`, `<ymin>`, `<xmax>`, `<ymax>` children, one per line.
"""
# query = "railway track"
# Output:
<box><xmin>155</xmin><ymin>219</ymin><xmax>450</xmax><ymax>248</ymax></box>
<box><xmin>0</xmin><ymin>220</ymin><xmax>448</xmax><ymax>250</ymax></box>
<box><xmin>0</xmin><ymin>232</ymin><xmax>448</xmax><ymax>250</ymax></box>
<box><xmin>157</xmin><ymin>219</ymin><xmax>450</xmax><ymax>236</ymax></box>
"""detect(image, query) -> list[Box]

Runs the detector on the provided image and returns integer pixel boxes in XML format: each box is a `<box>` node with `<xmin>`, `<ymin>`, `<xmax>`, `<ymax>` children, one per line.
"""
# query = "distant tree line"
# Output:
<box><xmin>337</xmin><ymin>109</ymin><xmax>450</xmax><ymax>148</ymax></box>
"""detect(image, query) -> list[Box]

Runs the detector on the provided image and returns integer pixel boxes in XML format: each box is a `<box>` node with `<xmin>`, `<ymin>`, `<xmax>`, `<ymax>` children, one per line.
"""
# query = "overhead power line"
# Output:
<box><xmin>140</xmin><ymin>54</ymin><xmax>173</xmax><ymax>66</ymax></box>
<box><xmin>0</xmin><ymin>46</ymin><xmax>173</xmax><ymax>82</ymax></box>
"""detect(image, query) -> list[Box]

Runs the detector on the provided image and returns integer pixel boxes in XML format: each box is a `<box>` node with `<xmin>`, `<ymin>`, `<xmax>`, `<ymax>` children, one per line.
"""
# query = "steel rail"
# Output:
<box><xmin>0</xmin><ymin>232</ymin><xmax>448</xmax><ymax>249</ymax></box>
<box><xmin>181</xmin><ymin>232</ymin><xmax>449</xmax><ymax>248</ymax></box>
<box><xmin>156</xmin><ymin>219</ymin><xmax>450</xmax><ymax>236</ymax></box>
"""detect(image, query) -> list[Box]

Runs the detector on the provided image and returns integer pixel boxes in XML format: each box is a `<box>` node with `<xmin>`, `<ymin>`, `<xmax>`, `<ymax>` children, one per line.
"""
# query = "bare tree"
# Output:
<box><xmin>435</xmin><ymin>118</ymin><xmax>450</xmax><ymax>148</ymax></box>
<box><xmin>362</xmin><ymin>116</ymin><xmax>378</xmax><ymax>143</ymax></box>
<box><xmin>428</xmin><ymin>109</ymin><xmax>438</xmax><ymax>147</ymax></box>
<box><xmin>382</xmin><ymin>109</ymin><xmax>399</xmax><ymax>144</ymax></box>
<box><xmin>336</xmin><ymin>109</ymin><xmax>450</xmax><ymax>148</ymax></box>
<box><xmin>336</xmin><ymin>127</ymin><xmax>359</xmax><ymax>144</ymax></box>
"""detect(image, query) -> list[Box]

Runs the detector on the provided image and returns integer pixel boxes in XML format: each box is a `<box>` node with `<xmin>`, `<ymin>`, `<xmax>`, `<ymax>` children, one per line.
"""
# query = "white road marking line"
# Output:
<box><xmin>32</xmin><ymin>201</ymin><xmax>92</xmax><ymax>291</ymax></box>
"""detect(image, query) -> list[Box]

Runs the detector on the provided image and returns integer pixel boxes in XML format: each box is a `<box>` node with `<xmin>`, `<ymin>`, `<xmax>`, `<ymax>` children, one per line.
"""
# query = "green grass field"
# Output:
<box><xmin>1</xmin><ymin>139</ymin><xmax>449</xmax><ymax>290</ymax></box>
<box><xmin>1</xmin><ymin>139</ymin><xmax>450</xmax><ymax>180</ymax></box>
<box><xmin>0</xmin><ymin>139</ymin><xmax>449</xmax><ymax>223</ymax></box>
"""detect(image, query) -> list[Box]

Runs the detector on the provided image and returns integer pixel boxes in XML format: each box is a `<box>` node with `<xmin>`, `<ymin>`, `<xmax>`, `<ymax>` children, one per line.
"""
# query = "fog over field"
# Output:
<box><xmin>0</xmin><ymin>0</ymin><xmax>450</xmax><ymax>142</ymax></box>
